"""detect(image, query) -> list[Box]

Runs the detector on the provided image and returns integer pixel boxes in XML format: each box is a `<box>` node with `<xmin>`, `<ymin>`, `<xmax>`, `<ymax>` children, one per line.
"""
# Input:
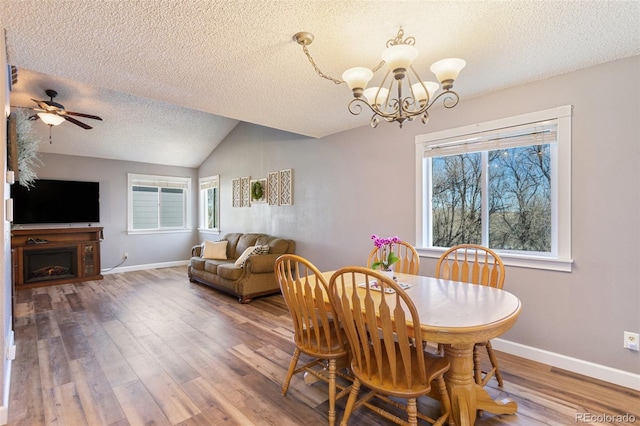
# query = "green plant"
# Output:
<box><xmin>14</xmin><ymin>108</ymin><xmax>42</xmax><ymax>188</ymax></box>
<box><xmin>251</xmin><ymin>180</ymin><xmax>264</xmax><ymax>200</ymax></box>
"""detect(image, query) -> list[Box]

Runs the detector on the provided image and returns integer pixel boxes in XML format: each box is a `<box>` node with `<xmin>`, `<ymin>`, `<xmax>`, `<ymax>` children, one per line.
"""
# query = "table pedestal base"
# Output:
<box><xmin>443</xmin><ymin>344</ymin><xmax>517</xmax><ymax>426</ymax></box>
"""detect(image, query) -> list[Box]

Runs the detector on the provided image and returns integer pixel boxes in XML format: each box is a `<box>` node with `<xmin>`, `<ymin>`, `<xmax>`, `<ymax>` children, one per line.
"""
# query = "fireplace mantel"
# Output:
<box><xmin>11</xmin><ymin>227</ymin><xmax>103</xmax><ymax>289</ymax></box>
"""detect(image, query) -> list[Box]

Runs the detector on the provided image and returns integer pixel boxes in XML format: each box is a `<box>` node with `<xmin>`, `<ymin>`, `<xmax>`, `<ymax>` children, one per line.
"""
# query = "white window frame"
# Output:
<box><xmin>198</xmin><ymin>175</ymin><xmax>220</xmax><ymax>235</ymax></box>
<box><xmin>127</xmin><ymin>173</ymin><xmax>191</xmax><ymax>234</ymax></box>
<box><xmin>415</xmin><ymin>105</ymin><xmax>573</xmax><ymax>272</ymax></box>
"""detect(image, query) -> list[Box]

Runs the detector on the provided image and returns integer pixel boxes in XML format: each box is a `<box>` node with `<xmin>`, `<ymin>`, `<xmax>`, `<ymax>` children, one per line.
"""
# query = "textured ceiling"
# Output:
<box><xmin>2</xmin><ymin>1</ymin><xmax>639</xmax><ymax>167</ymax></box>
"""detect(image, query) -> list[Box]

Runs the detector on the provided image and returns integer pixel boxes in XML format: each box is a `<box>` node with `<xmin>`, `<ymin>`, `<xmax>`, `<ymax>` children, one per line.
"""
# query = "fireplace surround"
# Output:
<box><xmin>11</xmin><ymin>227</ymin><xmax>103</xmax><ymax>289</ymax></box>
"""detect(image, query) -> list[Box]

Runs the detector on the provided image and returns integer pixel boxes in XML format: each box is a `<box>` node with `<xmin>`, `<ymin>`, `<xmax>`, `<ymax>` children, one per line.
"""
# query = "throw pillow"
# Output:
<box><xmin>234</xmin><ymin>245</ymin><xmax>270</xmax><ymax>267</ymax></box>
<box><xmin>202</xmin><ymin>240</ymin><xmax>228</xmax><ymax>260</ymax></box>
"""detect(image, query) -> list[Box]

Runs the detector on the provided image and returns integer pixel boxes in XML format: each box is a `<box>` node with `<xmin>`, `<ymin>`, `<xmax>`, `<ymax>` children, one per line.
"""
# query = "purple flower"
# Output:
<box><xmin>370</xmin><ymin>234</ymin><xmax>403</xmax><ymax>271</ymax></box>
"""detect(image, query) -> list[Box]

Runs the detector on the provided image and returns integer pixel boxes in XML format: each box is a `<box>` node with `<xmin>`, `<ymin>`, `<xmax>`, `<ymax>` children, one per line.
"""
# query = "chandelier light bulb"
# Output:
<box><xmin>430</xmin><ymin>58</ymin><xmax>466</xmax><ymax>89</ymax></box>
<box><xmin>363</xmin><ymin>87</ymin><xmax>389</xmax><ymax>108</ymax></box>
<box><xmin>411</xmin><ymin>81</ymin><xmax>440</xmax><ymax>105</ymax></box>
<box><xmin>381</xmin><ymin>44</ymin><xmax>418</xmax><ymax>75</ymax></box>
<box><xmin>342</xmin><ymin>67</ymin><xmax>374</xmax><ymax>97</ymax></box>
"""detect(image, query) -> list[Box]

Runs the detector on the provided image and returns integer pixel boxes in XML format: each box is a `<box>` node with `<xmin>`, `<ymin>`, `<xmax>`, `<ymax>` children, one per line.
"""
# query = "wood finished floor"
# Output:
<box><xmin>7</xmin><ymin>266</ymin><xmax>640</xmax><ymax>425</ymax></box>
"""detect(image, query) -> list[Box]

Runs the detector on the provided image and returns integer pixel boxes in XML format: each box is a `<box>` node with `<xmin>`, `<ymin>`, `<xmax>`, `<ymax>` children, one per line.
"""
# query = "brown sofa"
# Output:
<box><xmin>188</xmin><ymin>232</ymin><xmax>295</xmax><ymax>303</ymax></box>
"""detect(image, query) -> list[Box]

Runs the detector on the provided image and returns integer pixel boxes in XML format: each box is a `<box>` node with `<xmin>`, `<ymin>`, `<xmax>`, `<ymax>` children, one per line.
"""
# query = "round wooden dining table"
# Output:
<box><xmin>321</xmin><ymin>270</ymin><xmax>522</xmax><ymax>426</ymax></box>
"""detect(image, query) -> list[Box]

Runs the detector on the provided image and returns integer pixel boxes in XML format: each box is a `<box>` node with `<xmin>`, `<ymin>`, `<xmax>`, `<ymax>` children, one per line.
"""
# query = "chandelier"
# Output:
<box><xmin>294</xmin><ymin>28</ymin><xmax>465</xmax><ymax>128</ymax></box>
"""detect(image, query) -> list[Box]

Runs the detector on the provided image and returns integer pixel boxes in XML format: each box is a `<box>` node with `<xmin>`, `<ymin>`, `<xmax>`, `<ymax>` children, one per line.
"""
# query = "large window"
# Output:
<box><xmin>199</xmin><ymin>175</ymin><xmax>220</xmax><ymax>233</ymax></box>
<box><xmin>127</xmin><ymin>173</ymin><xmax>191</xmax><ymax>233</ymax></box>
<box><xmin>415</xmin><ymin>106</ymin><xmax>573</xmax><ymax>271</ymax></box>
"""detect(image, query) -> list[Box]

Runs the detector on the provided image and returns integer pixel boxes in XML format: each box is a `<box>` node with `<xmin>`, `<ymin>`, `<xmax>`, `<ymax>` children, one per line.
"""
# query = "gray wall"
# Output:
<box><xmin>29</xmin><ymin>153</ymin><xmax>199</xmax><ymax>269</ymax></box>
<box><xmin>199</xmin><ymin>56</ymin><xmax>640</xmax><ymax>375</ymax></box>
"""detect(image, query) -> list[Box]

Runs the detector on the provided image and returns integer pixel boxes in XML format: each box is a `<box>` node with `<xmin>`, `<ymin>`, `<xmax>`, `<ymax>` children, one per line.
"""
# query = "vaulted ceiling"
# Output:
<box><xmin>2</xmin><ymin>1</ymin><xmax>639</xmax><ymax>167</ymax></box>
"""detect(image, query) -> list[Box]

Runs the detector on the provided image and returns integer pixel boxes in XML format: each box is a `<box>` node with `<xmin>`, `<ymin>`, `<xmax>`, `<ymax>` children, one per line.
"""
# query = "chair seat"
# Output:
<box><xmin>351</xmin><ymin>342</ymin><xmax>449</xmax><ymax>398</ymax></box>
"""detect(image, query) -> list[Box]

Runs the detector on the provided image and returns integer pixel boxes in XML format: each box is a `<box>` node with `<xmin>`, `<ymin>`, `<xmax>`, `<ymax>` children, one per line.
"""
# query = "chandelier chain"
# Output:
<box><xmin>302</xmin><ymin>45</ymin><xmax>386</xmax><ymax>85</ymax></box>
<box><xmin>302</xmin><ymin>45</ymin><xmax>344</xmax><ymax>85</ymax></box>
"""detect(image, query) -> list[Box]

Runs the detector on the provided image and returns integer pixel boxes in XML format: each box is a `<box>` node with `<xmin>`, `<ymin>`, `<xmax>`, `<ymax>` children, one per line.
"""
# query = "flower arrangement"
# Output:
<box><xmin>370</xmin><ymin>234</ymin><xmax>401</xmax><ymax>271</ymax></box>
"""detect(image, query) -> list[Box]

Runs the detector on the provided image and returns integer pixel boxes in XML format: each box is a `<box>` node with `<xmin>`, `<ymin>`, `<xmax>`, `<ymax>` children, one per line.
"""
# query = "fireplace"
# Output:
<box><xmin>24</xmin><ymin>246</ymin><xmax>78</xmax><ymax>284</ymax></box>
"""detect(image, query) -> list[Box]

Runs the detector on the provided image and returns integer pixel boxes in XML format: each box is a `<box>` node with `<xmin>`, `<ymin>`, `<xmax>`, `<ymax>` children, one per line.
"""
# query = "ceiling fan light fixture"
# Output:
<box><xmin>37</xmin><ymin>112</ymin><xmax>65</xmax><ymax>126</ymax></box>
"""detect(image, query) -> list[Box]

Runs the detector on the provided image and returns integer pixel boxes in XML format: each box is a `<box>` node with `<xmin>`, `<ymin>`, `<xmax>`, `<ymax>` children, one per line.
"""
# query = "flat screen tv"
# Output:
<box><xmin>11</xmin><ymin>179</ymin><xmax>100</xmax><ymax>225</ymax></box>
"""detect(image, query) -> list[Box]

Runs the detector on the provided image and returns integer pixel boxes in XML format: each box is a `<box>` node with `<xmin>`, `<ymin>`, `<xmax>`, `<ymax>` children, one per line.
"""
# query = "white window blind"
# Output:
<box><xmin>422</xmin><ymin>121</ymin><xmax>557</xmax><ymax>157</ymax></box>
<box><xmin>128</xmin><ymin>174</ymin><xmax>191</xmax><ymax>233</ymax></box>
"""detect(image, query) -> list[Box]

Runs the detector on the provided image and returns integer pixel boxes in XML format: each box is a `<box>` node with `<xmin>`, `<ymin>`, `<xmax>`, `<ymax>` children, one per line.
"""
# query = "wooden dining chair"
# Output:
<box><xmin>275</xmin><ymin>254</ymin><xmax>352</xmax><ymax>426</ymax></box>
<box><xmin>435</xmin><ymin>244</ymin><xmax>506</xmax><ymax>388</ymax></box>
<box><xmin>367</xmin><ymin>240</ymin><xmax>420</xmax><ymax>274</ymax></box>
<box><xmin>329</xmin><ymin>266</ymin><xmax>451</xmax><ymax>426</ymax></box>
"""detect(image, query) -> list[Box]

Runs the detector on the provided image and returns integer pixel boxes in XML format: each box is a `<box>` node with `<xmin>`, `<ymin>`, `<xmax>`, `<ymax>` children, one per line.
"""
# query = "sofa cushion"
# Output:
<box><xmin>256</xmin><ymin>236</ymin><xmax>290</xmax><ymax>254</ymax></box>
<box><xmin>204</xmin><ymin>261</ymin><xmax>220</xmax><ymax>274</ymax></box>
<box><xmin>234</xmin><ymin>245</ymin><xmax>270</xmax><ymax>267</ymax></box>
<box><xmin>190</xmin><ymin>257</ymin><xmax>206</xmax><ymax>270</ymax></box>
<box><xmin>234</xmin><ymin>234</ymin><xmax>262</xmax><ymax>258</ymax></box>
<box><xmin>217</xmin><ymin>263</ymin><xmax>244</xmax><ymax>280</ymax></box>
<box><xmin>224</xmin><ymin>233</ymin><xmax>244</xmax><ymax>258</ymax></box>
<box><xmin>202</xmin><ymin>240</ymin><xmax>228</xmax><ymax>260</ymax></box>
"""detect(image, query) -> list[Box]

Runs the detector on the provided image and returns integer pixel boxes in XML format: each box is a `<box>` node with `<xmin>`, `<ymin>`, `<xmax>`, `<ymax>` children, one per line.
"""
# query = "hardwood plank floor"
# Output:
<box><xmin>7</xmin><ymin>266</ymin><xmax>640</xmax><ymax>425</ymax></box>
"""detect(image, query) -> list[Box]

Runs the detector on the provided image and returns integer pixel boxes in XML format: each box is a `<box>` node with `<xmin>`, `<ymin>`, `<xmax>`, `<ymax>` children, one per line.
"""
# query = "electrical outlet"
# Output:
<box><xmin>5</xmin><ymin>345</ymin><xmax>16</xmax><ymax>360</ymax></box>
<box><xmin>623</xmin><ymin>331</ymin><xmax>639</xmax><ymax>351</ymax></box>
<box><xmin>123</xmin><ymin>252</ymin><xmax>129</xmax><ymax>259</ymax></box>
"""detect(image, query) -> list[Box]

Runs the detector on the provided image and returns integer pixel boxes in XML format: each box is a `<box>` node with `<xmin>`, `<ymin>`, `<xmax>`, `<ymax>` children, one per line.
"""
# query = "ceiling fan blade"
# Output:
<box><xmin>64</xmin><ymin>115</ymin><xmax>93</xmax><ymax>129</ymax></box>
<box><xmin>65</xmin><ymin>111</ymin><xmax>103</xmax><ymax>121</ymax></box>
<box><xmin>32</xmin><ymin>99</ymin><xmax>51</xmax><ymax>110</ymax></box>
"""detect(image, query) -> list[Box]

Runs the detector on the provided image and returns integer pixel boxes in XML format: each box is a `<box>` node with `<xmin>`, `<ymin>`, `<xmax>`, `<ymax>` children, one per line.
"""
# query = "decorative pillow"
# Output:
<box><xmin>201</xmin><ymin>240</ymin><xmax>228</xmax><ymax>260</ymax></box>
<box><xmin>234</xmin><ymin>245</ymin><xmax>270</xmax><ymax>267</ymax></box>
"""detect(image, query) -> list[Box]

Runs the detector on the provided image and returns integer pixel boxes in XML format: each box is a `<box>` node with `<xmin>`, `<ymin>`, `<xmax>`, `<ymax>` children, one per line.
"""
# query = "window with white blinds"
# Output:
<box><xmin>128</xmin><ymin>173</ymin><xmax>191</xmax><ymax>233</ymax></box>
<box><xmin>415</xmin><ymin>105</ymin><xmax>573</xmax><ymax>271</ymax></box>
<box><xmin>199</xmin><ymin>175</ymin><xmax>220</xmax><ymax>232</ymax></box>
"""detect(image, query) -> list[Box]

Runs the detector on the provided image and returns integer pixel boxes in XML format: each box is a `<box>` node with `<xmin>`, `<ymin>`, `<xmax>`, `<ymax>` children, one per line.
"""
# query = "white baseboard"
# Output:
<box><xmin>2</xmin><ymin>330</ymin><xmax>15</xmax><ymax>425</ymax></box>
<box><xmin>102</xmin><ymin>260</ymin><xmax>189</xmax><ymax>275</ymax></box>
<box><xmin>492</xmin><ymin>338</ymin><xmax>640</xmax><ymax>391</ymax></box>
<box><xmin>0</xmin><ymin>406</ymin><xmax>7</xmax><ymax>425</ymax></box>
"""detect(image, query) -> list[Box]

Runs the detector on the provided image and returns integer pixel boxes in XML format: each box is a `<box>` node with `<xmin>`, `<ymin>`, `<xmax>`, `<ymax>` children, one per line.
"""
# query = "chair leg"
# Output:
<box><xmin>485</xmin><ymin>340</ymin><xmax>503</xmax><ymax>387</ymax></box>
<box><xmin>328</xmin><ymin>358</ymin><xmax>337</xmax><ymax>426</ymax></box>
<box><xmin>407</xmin><ymin>398</ymin><xmax>418</xmax><ymax>426</ymax></box>
<box><xmin>340</xmin><ymin>378</ymin><xmax>361</xmax><ymax>426</ymax></box>
<box><xmin>434</xmin><ymin>376</ymin><xmax>451</xmax><ymax>426</ymax></box>
<box><xmin>282</xmin><ymin>348</ymin><xmax>301</xmax><ymax>396</ymax></box>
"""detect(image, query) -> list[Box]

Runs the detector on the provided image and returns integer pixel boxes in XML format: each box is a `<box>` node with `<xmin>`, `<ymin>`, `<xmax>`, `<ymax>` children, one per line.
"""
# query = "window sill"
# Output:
<box><xmin>417</xmin><ymin>248</ymin><xmax>573</xmax><ymax>272</ymax></box>
<box><xmin>197</xmin><ymin>228</ymin><xmax>221</xmax><ymax>235</ymax></box>
<box><xmin>127</xmin><ymin>229</ymin><xmax>192</xmax><ymax>235</ymax></box>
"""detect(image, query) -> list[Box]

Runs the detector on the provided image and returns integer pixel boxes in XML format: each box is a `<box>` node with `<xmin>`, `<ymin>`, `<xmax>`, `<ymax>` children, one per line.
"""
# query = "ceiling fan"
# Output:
<box><xmin>28</xmin><ymin>89</ymin><xmax>102</xmax><ymax>129</ymax></box>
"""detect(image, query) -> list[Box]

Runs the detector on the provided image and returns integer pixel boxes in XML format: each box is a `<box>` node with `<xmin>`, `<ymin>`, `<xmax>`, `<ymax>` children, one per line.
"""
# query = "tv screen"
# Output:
<box><xmin>11</xmin><ymin>179</ymin><xmax>100</xmax><ymax>225</ymax></box>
